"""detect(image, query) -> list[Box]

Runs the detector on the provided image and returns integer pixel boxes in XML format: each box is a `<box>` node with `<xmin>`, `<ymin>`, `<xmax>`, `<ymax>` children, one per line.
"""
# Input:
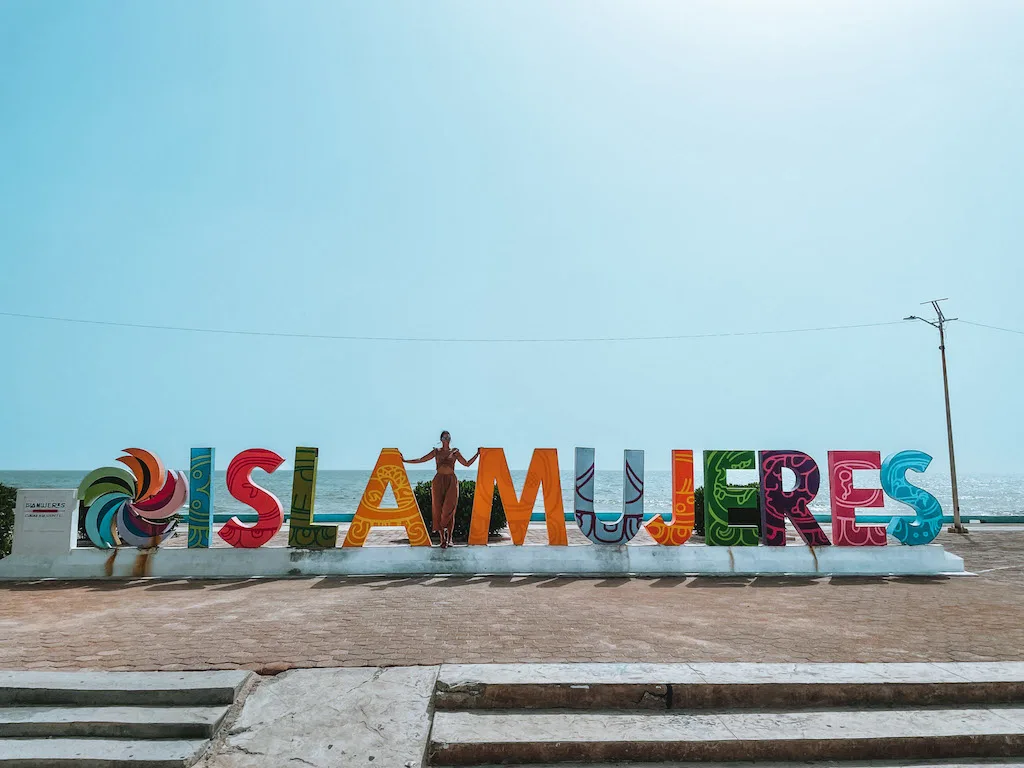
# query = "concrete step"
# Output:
<box><xmin>0</xmin><ymin>737</ymin><xmax>207</xmax><ymax>767</ymax></box>
<box><xmin>0</xmin><ymin>705</ymin><xmax>229</xmax><ymax>739</ymax></box>
<box><xmin>0</xmin><ymin>671</ymin><xmax>252</xmax><ymax>707</ymax></box>
<box><xmin>435</xmin><ymin>662</ymin><xmax>1024</xmax><ymax>711</ymax></box>
<box><xmin>428</xmin><ymin>706</ymin><xmax>1024</xmax><ymax>764</ymax></box>
<box><xmin>433</xmin><ymin>763</ymin><xmax>1024</xmax><ymax>768</ymax></box>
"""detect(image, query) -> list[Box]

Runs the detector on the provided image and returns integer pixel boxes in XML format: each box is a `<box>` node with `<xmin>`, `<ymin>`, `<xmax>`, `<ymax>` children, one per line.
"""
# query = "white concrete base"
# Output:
<box><xmin>0</xmin><ymin>543</ymin><xmax>965</xmax><ymax>580</ymax></box>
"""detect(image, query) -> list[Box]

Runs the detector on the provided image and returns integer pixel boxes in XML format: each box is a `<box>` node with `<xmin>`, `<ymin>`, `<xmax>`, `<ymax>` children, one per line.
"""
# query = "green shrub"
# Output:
<box><xmin>414</xmin><ymin>479</ymin><xmax>507</xmax><ymax>543</ymax></box>
<box><xmin>0</xmin><ymin>483</ymin><xmax>15</xmax><ymax>559</ymax></box>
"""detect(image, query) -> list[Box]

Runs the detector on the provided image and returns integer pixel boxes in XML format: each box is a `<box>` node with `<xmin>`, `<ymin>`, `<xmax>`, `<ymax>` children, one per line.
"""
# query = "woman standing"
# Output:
<box><xmin>401</xmin><ymin>432</ymin><xmax>480</xmax><ymax>548</ymax></box>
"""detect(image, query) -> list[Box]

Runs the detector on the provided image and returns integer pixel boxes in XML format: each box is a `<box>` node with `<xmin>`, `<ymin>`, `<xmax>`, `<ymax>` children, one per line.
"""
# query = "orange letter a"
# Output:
<box><xmin>469</xmin><ymin>448</ymin><xmax>567</xmax><ymax>546</ymax></box>
<box><xmin>343</xmin><ymin>448</ymin><xmax>431</xmax><ymax>547</ymax></box>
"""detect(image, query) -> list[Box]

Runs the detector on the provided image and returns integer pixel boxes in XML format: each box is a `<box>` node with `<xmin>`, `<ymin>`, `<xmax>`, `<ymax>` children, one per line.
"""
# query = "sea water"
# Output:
<box><xmin>2</xmin><ymin>469</ymin><xmax>1023</xmax><ymax>520</ymax></box>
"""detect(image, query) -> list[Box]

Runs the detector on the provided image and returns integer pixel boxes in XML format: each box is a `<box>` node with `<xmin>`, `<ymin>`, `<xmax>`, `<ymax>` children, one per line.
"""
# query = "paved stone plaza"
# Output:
<box><xmin>0</xmin><ymin>529</ymin><xmax>1021</xmax><ymax>673</ymax></box>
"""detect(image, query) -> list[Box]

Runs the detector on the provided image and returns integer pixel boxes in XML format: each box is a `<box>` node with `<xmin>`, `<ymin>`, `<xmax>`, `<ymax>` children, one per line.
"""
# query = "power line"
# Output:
<box><xmin>960</xmin><ymin>320</ymin><xmax>1024</xmax><ymax>336</ymax></box>
<box><xmin>0</xmin><ymin>310</ymin><xmax>905</xmax><ymax>344</ymax></box>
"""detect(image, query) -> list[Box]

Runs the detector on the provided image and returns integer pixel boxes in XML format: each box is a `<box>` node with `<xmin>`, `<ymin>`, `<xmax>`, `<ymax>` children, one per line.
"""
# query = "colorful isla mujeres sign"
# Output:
<box><xmin>77</xmin><ymin>446</ymin><xmax>946</xmax><ymax>552</ymax></box>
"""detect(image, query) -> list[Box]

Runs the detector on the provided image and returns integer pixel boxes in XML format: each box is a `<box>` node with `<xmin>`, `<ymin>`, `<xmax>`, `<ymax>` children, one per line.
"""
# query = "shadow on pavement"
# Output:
<box><xmin>0</xmin><ymin>571</ymin><xmax>958</xmax><ymax>595</ymax></box>
<box><xmin>749</xmin><ymin>577</ymin><xmax>821</xmax><ymax>588</ymax></box>
<box><xmin>685</xmin><ymin>577</ymin><xmax>752</xmax><ymax>588</ymax></box>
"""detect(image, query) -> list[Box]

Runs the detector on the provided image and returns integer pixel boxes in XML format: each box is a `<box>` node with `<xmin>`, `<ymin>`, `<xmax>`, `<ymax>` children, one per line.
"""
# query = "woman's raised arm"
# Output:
<box><xmin>456</xmin><ymin>449</ymin><xmax>481</xmax><ymax>467</ymax></box>
<box><xmin>402</xmin><ymin>449</ymin><xmax>437</xmax><ymax>464</ymax></box>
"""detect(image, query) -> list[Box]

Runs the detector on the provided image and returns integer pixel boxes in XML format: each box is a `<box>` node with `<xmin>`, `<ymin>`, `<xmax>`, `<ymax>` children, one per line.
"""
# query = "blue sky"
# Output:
<box><xmin>1</xmin><ymin>1</ymin><xmax>1022</xmax><ymax>472</ymax></box>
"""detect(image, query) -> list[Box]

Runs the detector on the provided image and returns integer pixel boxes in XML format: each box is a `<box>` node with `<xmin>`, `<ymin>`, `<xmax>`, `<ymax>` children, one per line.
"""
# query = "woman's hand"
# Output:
<box><xmin>459</xmin><ymin>448</ymin><xmax>482</xmax><ymax>467</ymax></box>
<box><xmin>404</xmin><ymin>449</ymin><xmax>437</xmax><ymax>464</ymax></box>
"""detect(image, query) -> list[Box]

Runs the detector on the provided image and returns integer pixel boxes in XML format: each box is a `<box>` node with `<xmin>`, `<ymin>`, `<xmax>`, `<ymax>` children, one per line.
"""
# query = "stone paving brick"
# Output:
<box><xmin>0</xmin><ymin>530</ymin><xmax>1022</xmax><ymax>672</ymax></box>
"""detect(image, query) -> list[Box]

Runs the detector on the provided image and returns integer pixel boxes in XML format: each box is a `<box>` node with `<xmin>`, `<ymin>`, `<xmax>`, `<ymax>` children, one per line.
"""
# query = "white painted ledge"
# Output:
<box><xmin>0</xmin><ymin>543</ymin><xmax>965</xmax><ymax>580</ymax></box>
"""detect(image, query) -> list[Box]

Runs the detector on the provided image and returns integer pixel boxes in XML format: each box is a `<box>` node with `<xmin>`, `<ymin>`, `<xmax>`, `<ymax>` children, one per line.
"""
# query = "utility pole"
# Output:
<box><xmin>905</xmin><ymin>299</ymin><xmax>966</xmax><ymax>534</ymax></box>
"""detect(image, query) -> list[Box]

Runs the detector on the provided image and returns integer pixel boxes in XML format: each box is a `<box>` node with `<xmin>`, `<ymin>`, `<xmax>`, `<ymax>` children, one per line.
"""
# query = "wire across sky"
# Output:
<box><xmin>0</xmin><ymin>310</ymin><xmax>1019</xmax><ymax>344</ymax></box>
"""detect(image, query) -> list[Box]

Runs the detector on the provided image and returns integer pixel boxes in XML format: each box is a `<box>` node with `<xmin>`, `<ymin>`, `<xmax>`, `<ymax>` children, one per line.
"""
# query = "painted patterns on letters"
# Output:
<box><xmin>828</xmin><ymin>451</ymin><xmax>887</xmax><ymax>546</ymax></box>
<box><xmin>188</xmin><ymin>448</ymin><xmax>214</xmax><ymax>549</ymax></box>
<box><xmin>645</xmin><ymin>450</ymin><xmax>695</xmax><ymax>546</ymax></box>
<box><xmin>469</xmin><ymin>448</ymin><xmax>567</xmax><ymax>546</ymax></box>
<box><xmin>574</xmin><ymin>448</ymin><xmax>645</xmax><ymax>545</ymax></box>
<box><xmin>703</xmin><ymin>450</ymin><xmax>760</xmax><ymax>547</ymax></box>
<box><xmin>758</xmin><ymin>450</ymin><xmax>830</xmax><ymax>547</ymax></box>
<box><xmin>218</xmin><ymin>449</ymin><xmax>285</xmax><ymax>548</ymax></box>
<box><xmin>343</xmin><ymin>449</ymin><xmax>431</xmax><ymax>548</ymax></box>
<box><xmin>288</xmin><ymin>446</ymin><xmax>338</xmax><ymax>548</ymax></box>
<box><xmin>883</xmin><ymin>450</ymin><xmax>943</xmax><ymax>546</ymax></box>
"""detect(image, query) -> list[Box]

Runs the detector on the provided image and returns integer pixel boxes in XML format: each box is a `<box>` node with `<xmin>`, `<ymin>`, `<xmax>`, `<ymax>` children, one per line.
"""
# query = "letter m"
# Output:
<box><xmin>469</xmin><ymin>448</ymin><xmax>567</xmax><ymax>546</ymax></box>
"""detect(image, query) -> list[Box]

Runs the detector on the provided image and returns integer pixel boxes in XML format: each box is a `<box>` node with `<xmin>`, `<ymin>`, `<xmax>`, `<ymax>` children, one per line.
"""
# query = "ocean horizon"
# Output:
<box><xmin>3</xmin><ymin>469</ymin><xmax>1023</xmax><ymax>519</ymax></box>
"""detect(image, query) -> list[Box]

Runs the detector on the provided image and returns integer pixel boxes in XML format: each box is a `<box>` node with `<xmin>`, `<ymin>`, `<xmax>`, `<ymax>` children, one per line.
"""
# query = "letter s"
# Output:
<box><xmin>882</xmin><ymin>450</ymin><xmax>943</xmax><ymax>545</ymax></box>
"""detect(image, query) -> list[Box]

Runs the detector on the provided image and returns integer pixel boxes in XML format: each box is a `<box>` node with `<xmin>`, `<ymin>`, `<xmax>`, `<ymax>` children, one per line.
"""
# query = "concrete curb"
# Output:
<box><xmin>0</xmin><ymin>542</ymin><xmax>967</xmax><ymax>580</ymax></box>
<box><xmin>435</xmin><ymin>662</ymin><xmax>1024</xmax><ymax>711</ymax></box>
<box><xmin>428</xmin><ymin>709</ymin><xmax>1024</xmax><ymax>765</ymax></box>
<box><xmin>0</xmin><ymin>670</ymin><xmax>253</xmax><ymax>708</ymax></box>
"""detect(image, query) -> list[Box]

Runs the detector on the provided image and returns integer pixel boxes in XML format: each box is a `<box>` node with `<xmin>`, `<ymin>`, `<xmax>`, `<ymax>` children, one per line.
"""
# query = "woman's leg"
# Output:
<box><xmin>430</xmin><ymin>477</ymin><xmax>442</xmax><ymax>542</ymax></box>
<box><xmin>442</xmin><ymin>478</ymin><xmax>459</xmax><ymax>545</ymax></box>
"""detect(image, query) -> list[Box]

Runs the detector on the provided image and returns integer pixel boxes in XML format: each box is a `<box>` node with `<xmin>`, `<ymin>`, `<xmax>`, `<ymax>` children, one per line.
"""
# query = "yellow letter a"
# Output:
<box><xmin>343</xmin><ymin>449</ymin><xmax>431</xmax><ymax>547</ymax></box>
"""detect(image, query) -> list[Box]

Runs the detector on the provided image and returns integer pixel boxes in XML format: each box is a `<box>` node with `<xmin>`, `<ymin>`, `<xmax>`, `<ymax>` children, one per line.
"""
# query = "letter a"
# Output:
<box><xmin>343</xmin><ymin>448</ymin><xmax>431</xmax><ymax>547</ymax></box>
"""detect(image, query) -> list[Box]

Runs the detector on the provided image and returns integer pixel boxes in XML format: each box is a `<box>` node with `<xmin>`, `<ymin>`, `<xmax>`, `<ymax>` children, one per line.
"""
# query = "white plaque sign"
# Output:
<box><xmin>13</xmin><ymin>489</ymin><xmax>79</xmax><ymax>556</ymax></box>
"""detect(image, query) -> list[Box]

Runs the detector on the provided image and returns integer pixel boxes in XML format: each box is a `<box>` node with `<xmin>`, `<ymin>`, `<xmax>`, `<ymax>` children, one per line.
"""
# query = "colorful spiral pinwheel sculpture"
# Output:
<box><xmin>77</xmin><ymin>449</ymin><xmax>188</xmax><ymax>549</ymax></box>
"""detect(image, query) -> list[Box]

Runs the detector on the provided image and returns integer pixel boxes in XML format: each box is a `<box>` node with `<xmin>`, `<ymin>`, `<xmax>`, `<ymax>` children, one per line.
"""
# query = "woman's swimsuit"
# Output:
<box><xmin>431</xmin><ymin>449</ymin><xmax>459</xmax><ymax>534</ymax></box>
